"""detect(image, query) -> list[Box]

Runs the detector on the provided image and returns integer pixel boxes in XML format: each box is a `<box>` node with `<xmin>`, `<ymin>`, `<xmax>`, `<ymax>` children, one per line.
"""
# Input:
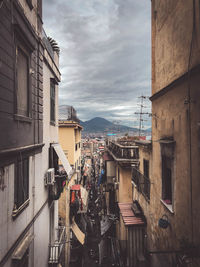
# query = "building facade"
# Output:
<box><xmin>0</xmin><ymin>1</ymin><xmax>66</xmax><ymax>266</ymax></box>
<box><xmin>104</xmin><ymin>137</ymin><xmax>147</xmax><ymax>267</ymax></box>
<box><xmin>132</xmin><ymin>1</ymin><xmax>200</xmax><ymax>266</ymax></box>
<box><xmin>58</xmin><ymin>110</ymin><xmax>83</xmax><ymax>266</ymax></box>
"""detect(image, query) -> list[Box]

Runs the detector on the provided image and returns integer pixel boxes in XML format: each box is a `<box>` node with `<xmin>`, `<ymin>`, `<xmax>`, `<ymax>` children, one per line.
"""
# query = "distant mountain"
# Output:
<box><xmin>80</xmin><ymin>117</ymin><xmax>139</xmax><ymax>133</ymax></box>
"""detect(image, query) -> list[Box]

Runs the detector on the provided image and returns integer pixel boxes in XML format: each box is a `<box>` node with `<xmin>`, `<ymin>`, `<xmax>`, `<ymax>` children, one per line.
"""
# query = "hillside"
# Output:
<box><xmin>80</xmin><ymin>117</ymin><xmax>139</xmax><ymax>133</ymax></box>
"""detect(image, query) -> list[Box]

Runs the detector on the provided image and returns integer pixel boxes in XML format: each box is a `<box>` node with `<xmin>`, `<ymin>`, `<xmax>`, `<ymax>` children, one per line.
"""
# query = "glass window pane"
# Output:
<box><xmin>17</xmin><ymin>48</ymin><xmax>28</xmax><ymax>116</ymax></box>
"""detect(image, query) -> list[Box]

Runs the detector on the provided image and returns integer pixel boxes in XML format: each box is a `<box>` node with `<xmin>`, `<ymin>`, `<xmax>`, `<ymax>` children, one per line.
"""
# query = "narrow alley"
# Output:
<box><xmin>69</xmin><ymin>155</ymin><xmax>123</xmax><ymax>267</ymax></box>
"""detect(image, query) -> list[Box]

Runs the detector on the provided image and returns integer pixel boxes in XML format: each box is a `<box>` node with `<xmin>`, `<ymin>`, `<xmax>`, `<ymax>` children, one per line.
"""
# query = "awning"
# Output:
<box><xmin>52</xmin><ymin>143</ymin><xmax>72</xmax><ymax>177</ymax></box>
<box><xmin>71</xmin><ymin>219</ymin><xmax>85</xmax><ymax>245</ymax></box>
<box><xmin>12</xmin><ymin>234</ymin><xmax>34</xmax><ymax>260</ymax></box>
<box><xmin>70</xmin><ymin>185</ymin><xmax>89</xmax><ymax>212</ymax></box>
<box><xmin>118</xmin><ymin>203</ymin><xmax>145</xmax><ymax>226</ymax></box>
<box><xmin>103</xmin><ymin>152</ymin><xmax>113</xmax><ymax>161</ymax></box>
<box><xmin>71</xmin><ymin>184</ymin><xmax>81</xmax><ymax>191</ymax></box>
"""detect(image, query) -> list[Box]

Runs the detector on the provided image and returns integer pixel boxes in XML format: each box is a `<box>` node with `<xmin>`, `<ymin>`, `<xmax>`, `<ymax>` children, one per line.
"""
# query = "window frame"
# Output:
<box><xmin>161</xmin><ymin>156</ymin><xmax>173</xmax><ymax>204</ymax></box>
<box><xmin>160</xmin><ymin>140</ymin><xmax>175</xmax><ymax>213</ymax></box>
<box><xmin>14</xmin><ymin>35</ymin><xmax>32</xmax><ymax>122</ymax></box>
<box><xmin>13</xmin><ymin>156</ymin><xmax>30</xmax><ymax>218</ymax></box>
<box><xmin>50</xmin><ymin>79</ymin><xmax>56</xmax><ymax>125</ymax></box>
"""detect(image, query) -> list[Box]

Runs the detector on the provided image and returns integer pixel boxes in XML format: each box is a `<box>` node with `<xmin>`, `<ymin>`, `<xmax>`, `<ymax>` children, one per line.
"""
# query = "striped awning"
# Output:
<box><xmin>118</xmin><ymin>203</ymin><xmax>145</xmax><ymax>226</ymax></box>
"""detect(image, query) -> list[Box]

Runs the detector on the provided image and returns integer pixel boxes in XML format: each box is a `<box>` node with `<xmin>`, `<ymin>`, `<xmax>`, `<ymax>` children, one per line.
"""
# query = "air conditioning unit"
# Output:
<box><xmin>44</xmin><ymin>168</ymin><xmax>55</xmax><ymax>186</ymax></box>
<box><xmin>114</xmin><ymin>182</ymin><xmax>119</xmax><ymax>190</ymax></box>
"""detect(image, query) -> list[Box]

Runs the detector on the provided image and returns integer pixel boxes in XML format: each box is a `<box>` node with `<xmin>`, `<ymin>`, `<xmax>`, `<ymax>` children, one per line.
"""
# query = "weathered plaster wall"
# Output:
<box><xmin>149</xmin><ymin>73</ymin><xmax>200</xmax><ymax>252</ymax></box>
<box><xmin>118</xmin><ymin>167</ymin><xmax>132</xmax><ymax>203</ymax></box>
<box><xmin>150</xmin><ymin>0</ymin><xmax>200</xmax><ymax>256</ymax></box>
<box><xmin>59</xmin><ymin>127</ymin><xmax>75</xmax><ymax>165</ymax></box>
<box><xmin>152</xmin><ymin>0</ymin><xmax>200</xmax><ymax>94</ymax></box>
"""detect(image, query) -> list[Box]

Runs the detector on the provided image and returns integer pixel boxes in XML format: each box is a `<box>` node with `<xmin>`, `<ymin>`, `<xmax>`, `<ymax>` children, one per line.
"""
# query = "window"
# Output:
<box><xmin>160</xmin><ymin>139</ymin><xmax>175</xmax><ymax>211</ymax></box>
<box><xmin>14</xmin><ymin>157</ymin><xmax>29</xmax><ymax>210</ymax></box>
<box><xmin>16</xmin><ymin>46</ymin><xmax>30</xmax><ymax>117</ymax></box>
<box><xmin>162</xmin><ymin>156</ymin><xmax>172</xmax><ymax>205</ymax></box>
<box><xmin>143</xmin><ymin>159</ymin><xmax>150</xmax><ymax>200</ymax></box>
<box><xmin>50</xmin><ymin>80</ymin><xmax>56</xmax><ymax>123</ymax></box>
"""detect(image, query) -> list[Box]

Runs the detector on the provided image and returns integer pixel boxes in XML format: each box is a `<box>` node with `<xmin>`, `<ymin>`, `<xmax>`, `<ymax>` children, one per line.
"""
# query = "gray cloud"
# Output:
<box><xmin>43</xmin><ymin>0</ymin><xmax>151</xmax><ymax>127</ymax></box>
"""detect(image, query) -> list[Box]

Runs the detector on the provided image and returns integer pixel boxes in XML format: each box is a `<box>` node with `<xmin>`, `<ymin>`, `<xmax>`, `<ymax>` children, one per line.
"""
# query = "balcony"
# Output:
<box><xmin>106</xmin><ymin>140</ymin><xmax>139</xmax><ymax>165</ymax></box>
<box><xmin>48</xmin><ymin>226</ymin><xmax>66</xmax><ymax>264</ymax></box>
<box><xmin>132</xmin><ymin>168</ymin><xmax>150</xmax><ymax>201</ymax></box>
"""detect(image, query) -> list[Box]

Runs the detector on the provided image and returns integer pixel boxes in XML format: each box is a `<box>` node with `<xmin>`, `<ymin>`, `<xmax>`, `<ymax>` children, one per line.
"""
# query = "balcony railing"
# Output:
<box><xmin>48</xmin><ymin>226</ymin><xmax>66</xmax><ymax>264</ymax></box>
<box><xmin>107</xmin><ymin>140</ymin><xmax>139</xmax><ymax>162</ymax></box>
<box><xmin>132</xmin><ymin>168</ymin><xmax>150</xmax><ymax>200</ymax></box>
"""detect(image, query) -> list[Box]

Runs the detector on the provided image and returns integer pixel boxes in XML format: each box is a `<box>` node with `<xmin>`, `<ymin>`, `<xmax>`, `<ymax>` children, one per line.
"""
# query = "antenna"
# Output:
<box><xmin>134</xmin><ymin>95</ymin><xmax>151</xmax><ymax>137</ymax></box>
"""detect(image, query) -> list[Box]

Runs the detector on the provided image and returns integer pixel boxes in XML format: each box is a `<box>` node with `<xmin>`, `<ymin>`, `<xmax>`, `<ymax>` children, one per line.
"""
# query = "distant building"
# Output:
<box><xmin>58</xmin><ymin>106</ymin><xmax>83</xmax><ymax>266</ymax></box>
<box><xmin>103</xmin><ymin>137</ymin><xmax>147</xmax><ymax>266</ymax></box>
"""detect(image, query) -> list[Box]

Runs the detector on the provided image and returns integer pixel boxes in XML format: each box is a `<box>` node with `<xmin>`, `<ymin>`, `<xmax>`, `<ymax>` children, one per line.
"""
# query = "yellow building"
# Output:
<box><xmin>58</xmin><ymin>118</ymin><xmax>82</xmax><ymax>267</ymax></box>
<box><xmin>59</xmin><ymin>120</ymin><xmax>82</xmax><ymax>174</ymax></box>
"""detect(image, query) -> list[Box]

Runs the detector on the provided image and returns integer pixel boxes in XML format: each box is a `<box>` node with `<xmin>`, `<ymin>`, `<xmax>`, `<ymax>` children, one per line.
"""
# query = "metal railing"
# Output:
<box><xmin>107</xmin><ymin>140</ymin><xmax>139</xmax><ymax>161</ymax></box>
<box><xmin>48</xmin><ymin>226</ymin><xmax>66</xmax><ymax>264</ymax></box>
<box><xmin>132</xmin><ymin>168</ymin><xmax>150</xmax><ymax>200</ymax></box>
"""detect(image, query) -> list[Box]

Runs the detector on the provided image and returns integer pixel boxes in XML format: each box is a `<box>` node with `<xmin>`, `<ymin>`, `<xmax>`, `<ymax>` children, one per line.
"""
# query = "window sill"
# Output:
<box><xmin>12</xmin><ymin>199</ymin><xmax>30</xmax><ymax>219</ymax></box>
<box><xmin>160</xmin><ymin>199</ymin><xmax>174</xmax><ymax>214</ymax></box>
<box><xmin>14</xmin><ymin>114</ymin><xmax>32</xmax><ymax>123</ymax></box>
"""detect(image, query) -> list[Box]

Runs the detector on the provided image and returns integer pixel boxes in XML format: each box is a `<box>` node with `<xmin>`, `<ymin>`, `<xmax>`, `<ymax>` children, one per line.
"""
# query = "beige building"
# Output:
<box><xmin>131</xmin><ymin>1</ymin><xmax>200</xmax><ymax>266</ymax></box>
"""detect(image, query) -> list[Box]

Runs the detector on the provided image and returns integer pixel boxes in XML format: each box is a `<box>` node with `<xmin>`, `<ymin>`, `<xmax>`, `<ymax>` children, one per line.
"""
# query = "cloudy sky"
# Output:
<box><xmin>43</xmin><ymin>0</ymin><xmax>151</xmax><ymax>128</ymax></box>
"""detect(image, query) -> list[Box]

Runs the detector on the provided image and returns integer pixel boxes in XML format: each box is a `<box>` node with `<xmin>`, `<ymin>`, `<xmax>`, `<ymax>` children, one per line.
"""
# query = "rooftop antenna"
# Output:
<box><xmin>134</xmin><ymin>95</ymin><xmax>151</xmax><ymax>137</ymax></box>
